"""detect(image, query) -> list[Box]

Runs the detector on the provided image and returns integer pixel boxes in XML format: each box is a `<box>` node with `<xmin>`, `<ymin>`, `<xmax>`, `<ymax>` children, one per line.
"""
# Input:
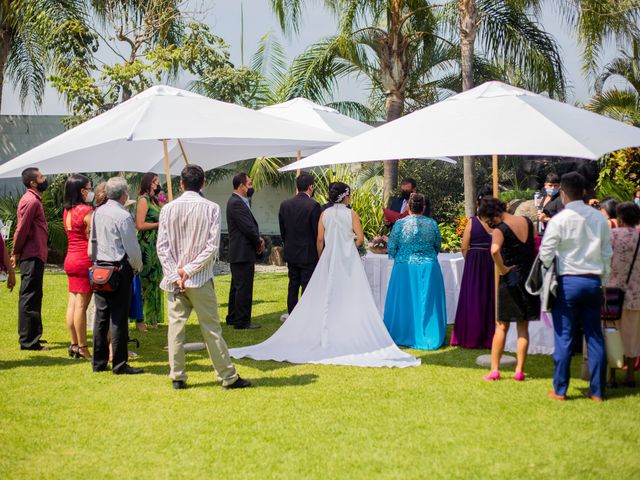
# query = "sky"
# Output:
<box><xmin>0</xmin><ymin>0</ymin><xmax>623</xmax><ymax>115</ymax></box>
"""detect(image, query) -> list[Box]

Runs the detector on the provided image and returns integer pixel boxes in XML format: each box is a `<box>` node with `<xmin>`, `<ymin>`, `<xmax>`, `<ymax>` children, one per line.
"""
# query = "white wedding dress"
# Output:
<box><xmin>230</xmin><ymin>204</ymin><xmax>420</xmax><ymax>368</ymax></box>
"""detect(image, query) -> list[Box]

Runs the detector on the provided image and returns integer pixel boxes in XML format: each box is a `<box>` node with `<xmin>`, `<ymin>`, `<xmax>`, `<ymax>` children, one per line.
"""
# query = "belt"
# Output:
<box><xmin>560</xmin><ymin>274</ymin><xmax>600</xmax><ymax>279</ymax></box>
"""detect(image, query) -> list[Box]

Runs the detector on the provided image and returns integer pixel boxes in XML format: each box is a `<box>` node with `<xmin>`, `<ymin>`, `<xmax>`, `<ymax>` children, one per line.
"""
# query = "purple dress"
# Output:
<box><xmin>450</xmin><ymin>217</ymin><xmax>495</xmax><ymax>348</ymax></box>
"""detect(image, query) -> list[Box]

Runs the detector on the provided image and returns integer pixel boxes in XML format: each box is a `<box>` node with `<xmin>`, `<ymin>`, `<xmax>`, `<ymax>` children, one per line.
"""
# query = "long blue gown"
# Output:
<box><xmin>383</xmin><ymin>215</ymin><xmax>447</xmax><ymax>350</ymax></box>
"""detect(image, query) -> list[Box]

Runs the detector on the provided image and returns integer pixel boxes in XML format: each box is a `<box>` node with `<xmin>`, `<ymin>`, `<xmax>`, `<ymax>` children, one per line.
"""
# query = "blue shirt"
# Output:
<box><xmin>388</xmin><ymin>215</ymin><xmax>441</xmax><ymax>264</ymax></box>
<box><xmin>233</xmin><ymin>192</ymin><xmax>251</xmax><ymax>209</ymax></box>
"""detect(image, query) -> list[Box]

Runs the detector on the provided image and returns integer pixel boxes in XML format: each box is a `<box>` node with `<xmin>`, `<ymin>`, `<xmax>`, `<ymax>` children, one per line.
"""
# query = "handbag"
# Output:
<box><xmin>601</xmin><ymin>234</ymin><xmax>640</xmax><ymax>320</ymax></box>
<box><xmin>89</xmin><ymin>211</ymin><xmax>121</xmax><ymax>293</ymax></box>
<box><xmin>603</xmin><ymin>321</ymin><xmax>625</xmax><ymax>369</ymax></box>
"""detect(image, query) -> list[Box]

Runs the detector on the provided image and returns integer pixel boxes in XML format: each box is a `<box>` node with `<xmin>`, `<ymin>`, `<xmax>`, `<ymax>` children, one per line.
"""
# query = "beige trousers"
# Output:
<box><xmin>167</xmin><ymin>280</ymin><xmax>238</xmax><ymax>386</ymax></box>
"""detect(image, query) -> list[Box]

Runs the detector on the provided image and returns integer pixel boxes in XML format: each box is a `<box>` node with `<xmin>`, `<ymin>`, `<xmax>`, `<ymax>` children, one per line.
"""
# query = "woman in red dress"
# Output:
<box><xmin>63</xmin><ymin>174</ymin><xmax>94</xmax><ymax>360</ymax></box>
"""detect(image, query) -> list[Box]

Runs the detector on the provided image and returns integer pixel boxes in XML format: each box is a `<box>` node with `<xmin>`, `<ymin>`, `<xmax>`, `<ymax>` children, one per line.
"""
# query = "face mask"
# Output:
<box><xmin>153</xmin><ymin>185</ymin><xmax>161</xmax><ymax>195</ymax></box>
<box><xmin>545</xmin><ymin>188</ymin><xmax>559</xmax><ymax>197</ymax></box>
<box><xmin>401</xmin><ymin>191</ymin><xmax>412</xmax><ymax>200</ymax></box>
<box><xmin>36</xmin><ymin>179</ymin><xmax>48</xmax><ymax>192</ymax></box>
<box><xmin>85</xmin><ymin>191</ymin><xmax>95</xmax><ymax>203</ymax></box>
<box><xmin>246</xmin><ymin>187</ymin><xmax>255</xmax><ymax>198</ymax></box>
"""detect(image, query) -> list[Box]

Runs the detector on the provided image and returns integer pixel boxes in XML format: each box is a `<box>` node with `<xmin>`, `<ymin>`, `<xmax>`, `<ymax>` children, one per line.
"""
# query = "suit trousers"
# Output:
<box><xmin>93</xmin><ymin>263</ymin><xmax>133</xmax><ymax>373</ymax></box>
<box><xmin>227</xmin><ymin>262</ymin><xmax>255</xmax><ymax>327</ymax></box>
<box><xmin>552</xmin><ymin>275</ymin><xmax>606</xmax><ymax>398</ymax></box>
<box><xmin>18</xmin><ymin>258</ymin><xmax>44</xmax><ymax>349</ymax></box>
<box><xmin>167</xmin><ymin>280</ymin><xmax>237</xmax><ymax>385</ymax></box>
<box><xmin>286</xmin><ymin>262</ymin><xmax>316</xmax><ymax>314</ymax></box>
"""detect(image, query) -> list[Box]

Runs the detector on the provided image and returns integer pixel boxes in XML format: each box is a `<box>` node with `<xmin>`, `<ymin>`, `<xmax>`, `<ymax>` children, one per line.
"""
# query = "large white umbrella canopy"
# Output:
<box><xmin>259</xmin><ymin>97</ymin><xmax>373</xmax><ymax>158</ymax></box>
<box><xmin>0</xmin><ymin>85</ymin><xmax>342</xmax><ymax>179</ymax></box>
<box><xmin>280</xmin><ymin>81</ymin><xmax>640</xmax><ymax>172</ymax></box>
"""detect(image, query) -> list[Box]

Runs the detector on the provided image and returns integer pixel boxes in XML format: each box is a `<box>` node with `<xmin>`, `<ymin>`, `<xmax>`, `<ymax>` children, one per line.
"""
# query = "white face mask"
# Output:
<box><xmin>85</xmin><ymin>191</ymin><xmax>95</xmax><ymax>203</ymax></box>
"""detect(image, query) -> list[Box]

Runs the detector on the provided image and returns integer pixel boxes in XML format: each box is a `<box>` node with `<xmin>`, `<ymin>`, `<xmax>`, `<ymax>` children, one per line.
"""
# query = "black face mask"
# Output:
<box><xmin>36</xmin><ymin>179</ymin><xmax>48</xmax><ymax>192</ymax></box>
<box><xmin>401</xmin><ymin>190</ymin><xmax>412</xmax><ymax>200</ymax></box>
<box><xmin>246</xmin><ymin>187</ymin><xmax>255</xmax><ymax>198</ymax></box>
<box><xmin>153</xmin><ymin>185</ymin><xmax>161</xmax><ymax>195</ymax></box>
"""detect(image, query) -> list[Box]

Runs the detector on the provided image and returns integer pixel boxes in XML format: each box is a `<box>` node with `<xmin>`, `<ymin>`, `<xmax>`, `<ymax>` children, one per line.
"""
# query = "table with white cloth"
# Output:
<box><xmin>362</xmin><ymin>252</ymin><xmax>465</xmax><ymax>324</ymax></box>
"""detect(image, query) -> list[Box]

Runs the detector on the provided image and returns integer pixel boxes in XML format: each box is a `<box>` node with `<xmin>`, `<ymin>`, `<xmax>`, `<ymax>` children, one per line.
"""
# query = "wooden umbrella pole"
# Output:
<box><xmin>162</xmin><ymin>139</ymin><xmax>174</xmax><ymax>201</ymax></box>
<box><xmin>492</xmin><ymin>154</ymin><xmax>499</xmax><ymax>197</ymax></box>
<box><xmin>296</xmin><ymin>150</ymin><xmax>301</xmax><ymax>177</ymax></box>
<box><xmin>177</xmin><ymin>139</ymin><xmax>190</xmax><ymax>165</ymax></box>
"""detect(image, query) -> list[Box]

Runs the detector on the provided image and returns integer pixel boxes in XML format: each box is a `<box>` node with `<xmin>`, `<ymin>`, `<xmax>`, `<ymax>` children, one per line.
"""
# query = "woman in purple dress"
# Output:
<box><xmin>451</xmin><ymin>187</ymin><xmax>495</xmax><ymax>348</ymax></box>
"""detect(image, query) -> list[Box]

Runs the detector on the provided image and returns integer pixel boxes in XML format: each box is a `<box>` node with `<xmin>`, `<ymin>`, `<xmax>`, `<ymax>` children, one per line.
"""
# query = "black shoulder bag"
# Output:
<box><xmin>601</xmin><ymin>234</ymin><xmax>640</xmax><ymax>321</ymax></box>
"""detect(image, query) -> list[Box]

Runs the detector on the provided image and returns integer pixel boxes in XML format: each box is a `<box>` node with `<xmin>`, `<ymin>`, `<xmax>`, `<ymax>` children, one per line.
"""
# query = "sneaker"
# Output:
<box><xmin>223</xmin><ymin>376</ymin><xmax>252</xmax><ymax>389</ymax></box>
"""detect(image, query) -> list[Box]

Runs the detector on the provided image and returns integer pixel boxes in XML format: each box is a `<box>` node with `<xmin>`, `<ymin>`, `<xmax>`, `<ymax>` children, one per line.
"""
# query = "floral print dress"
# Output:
<box><xmin>138</xmin><ymin>195</ymin><xmax>164</xmax><ymax>324</ymax></box>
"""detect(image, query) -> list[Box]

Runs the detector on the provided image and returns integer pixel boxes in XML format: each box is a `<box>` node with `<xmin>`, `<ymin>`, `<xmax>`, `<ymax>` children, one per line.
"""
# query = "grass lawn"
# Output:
<box><xmin>1</xmin><ymin>272</ymin><xmax>639</xmax><ymax>479</ymax></box>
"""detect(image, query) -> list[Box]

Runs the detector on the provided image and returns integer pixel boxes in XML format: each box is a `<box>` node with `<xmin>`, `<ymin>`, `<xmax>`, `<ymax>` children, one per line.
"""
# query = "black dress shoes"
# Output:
<box><xmin>20</xmin><ymin>344</ymin><xmax>50</xmax><ymax>351</ymax></box>
<box><xmin>113</xmin><ymin>365</ymin><xmax>145</xmax><ymax>375</ymax></box>
<box><xmin>234</xmin><ymin>324</ymin><xmax>261</xmax><ymax>330</ymax></box>
<box><xmin>172</xmin><ymin>380</ymin><xmax>187</xmax><ymax>390</ymax></box>
<box><xmin>223</xmin><ymin>376</ymin><xmax>252</xmax><ymax>389</ymax></box>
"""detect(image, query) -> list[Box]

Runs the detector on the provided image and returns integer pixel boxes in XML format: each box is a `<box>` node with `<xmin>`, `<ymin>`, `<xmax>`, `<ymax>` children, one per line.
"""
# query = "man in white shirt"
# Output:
<box><xmin>157</xmin><ymin>165</ymin><xmax>250</xmax><ymax>390</ymax></box>
<box><xmin>539</xmin><ymin>172</ymin><xmax>612</xmax><ymax>401</ymax></box>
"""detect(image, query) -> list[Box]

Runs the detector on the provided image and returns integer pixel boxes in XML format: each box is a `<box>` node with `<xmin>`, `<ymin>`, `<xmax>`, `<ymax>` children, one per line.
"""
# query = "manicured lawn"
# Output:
<box><xmin>0</xmin><ymin>272</ymin><xmax>638</xmax><ymax>479</ymax></box>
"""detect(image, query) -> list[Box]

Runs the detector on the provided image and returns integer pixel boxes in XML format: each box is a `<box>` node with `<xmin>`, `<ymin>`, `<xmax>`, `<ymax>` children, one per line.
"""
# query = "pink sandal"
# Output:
<box><xmin>483</xmin><ymin>371</ymin><xmax>500</xmax><ymax>381</ymax></box>
<box><xmin>514</xmin><ymin>371</ymin><xmax>525</xmax><ymax>382</ymax></box>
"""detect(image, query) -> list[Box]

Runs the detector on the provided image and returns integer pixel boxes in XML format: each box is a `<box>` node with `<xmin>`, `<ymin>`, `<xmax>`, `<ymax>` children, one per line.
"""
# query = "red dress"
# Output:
<box><xmin>63</xmin><ymin>204</ymin><xmax>93</xmax><ymax>294</ymax></box>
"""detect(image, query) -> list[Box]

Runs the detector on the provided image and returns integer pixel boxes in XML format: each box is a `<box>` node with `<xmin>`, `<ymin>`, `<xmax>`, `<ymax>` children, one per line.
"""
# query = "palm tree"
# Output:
<box><xmin>0</xmin><ymin>0</ymin><xmax>87</xmax><ymax>109</ymax></box>
<box><xmin>271</xmin><ymin>1</ymin><xmax>566</xmax><ymax>204</ymax></box>
<box><xmin>586</xmin><ymin>39</ymin><xmax>640</xmax><ymax>126</ymax></box>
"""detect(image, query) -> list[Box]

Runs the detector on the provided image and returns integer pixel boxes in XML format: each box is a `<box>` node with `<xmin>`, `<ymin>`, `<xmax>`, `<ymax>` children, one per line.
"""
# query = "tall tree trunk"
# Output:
<box><xmin>0</xmin><ymin>25</ymin><xmax>12</xmax><ymax>112</ymax></box>
<box><xmin>460</xmin><ymin>0</ymin><xmax>479</xmax><ymax>217</ymax></box>
<box><xmin>383</xmin><ymin>92</ymin><xmax>404</xmax><ymax>202</ymax></box>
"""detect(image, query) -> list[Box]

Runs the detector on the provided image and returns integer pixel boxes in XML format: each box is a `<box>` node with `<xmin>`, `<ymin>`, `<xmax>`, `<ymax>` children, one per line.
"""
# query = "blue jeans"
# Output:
<box><xmin>552</xmin><ymin>276</ymin><xmax>606</xmax><ymax>398</ymax></box>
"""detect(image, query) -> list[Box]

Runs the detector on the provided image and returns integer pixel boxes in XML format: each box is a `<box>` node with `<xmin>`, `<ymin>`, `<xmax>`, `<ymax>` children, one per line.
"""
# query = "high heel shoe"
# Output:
<box><xmin>483</xmin><ymin>371</ymin><xmax>500</xmax><ymax>381</ymax></box>
<box><xmin>514</xmin><ymin>371</ymin><xmax>525</xmax><ymax>382</ymax></box>
<box><xmin>68</xmin><ymin>344</ymin><xmax>78</xmax><ymax>358</ymax></box>
<box><xmin>77</xmin><ymin>345</ymin><xmax>91</xmax><ymax>360</ymax></box>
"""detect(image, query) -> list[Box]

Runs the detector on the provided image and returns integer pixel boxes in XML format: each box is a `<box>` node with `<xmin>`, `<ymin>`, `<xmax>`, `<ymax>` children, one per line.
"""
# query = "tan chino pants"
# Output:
<box><xmin>167</xmin><ymin>280</ymin><xmax>238</xmax><ymax>386</ymax></box>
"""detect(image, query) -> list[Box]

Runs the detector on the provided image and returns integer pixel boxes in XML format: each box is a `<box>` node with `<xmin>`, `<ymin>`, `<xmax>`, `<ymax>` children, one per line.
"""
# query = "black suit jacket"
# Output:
<box><xmin>226</xmin><ymin>193</ymin><xmax>261</xmax><ymax>263</ymax></box>
<box><xmin>279</xmin><ymin>193</ymin><xmax>322</xmax><ymax>265</ymax></box>
<box><xmin>389</xmin><ymin>196</ymin><xmax>405</xmax><ymax>213</ymax></box>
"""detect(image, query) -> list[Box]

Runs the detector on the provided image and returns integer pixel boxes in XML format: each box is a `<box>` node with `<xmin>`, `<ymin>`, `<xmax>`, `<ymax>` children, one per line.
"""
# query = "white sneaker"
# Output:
<box><xmin>280</xmin><ymin>313</ymin><xmax>289</xmax><ymax>323</ymax></box>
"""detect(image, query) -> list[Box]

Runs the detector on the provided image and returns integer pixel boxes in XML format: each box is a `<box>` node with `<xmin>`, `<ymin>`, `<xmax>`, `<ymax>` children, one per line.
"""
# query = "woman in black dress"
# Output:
<box><xmin>479</xmin><ymin>198</ymin><xmax>540</xmax><ymax>382</ymax></box>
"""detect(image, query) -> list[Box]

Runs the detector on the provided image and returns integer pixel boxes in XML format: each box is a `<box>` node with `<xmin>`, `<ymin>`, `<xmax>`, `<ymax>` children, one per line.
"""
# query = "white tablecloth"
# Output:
<box><xmin>362</xmin><ymin>252</ymin><xmax>465</xmax><ymax>324</ymax></box>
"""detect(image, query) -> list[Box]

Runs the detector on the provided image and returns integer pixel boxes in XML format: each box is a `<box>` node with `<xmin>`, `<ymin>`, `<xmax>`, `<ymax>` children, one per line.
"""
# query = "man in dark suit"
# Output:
<box><xmin>279</xmin><ymin>173</ymin><xmax>322</xmax><ymax>314</ymax></box>
<box><xmin>389</xmin><ymin>177</ymin><xmax>417</xmax><ymax>214</ymax></box>
<box><xmin>226</xmin><ymin>173</ymin><xmax>264</xmax><ymax>330</ymax></box>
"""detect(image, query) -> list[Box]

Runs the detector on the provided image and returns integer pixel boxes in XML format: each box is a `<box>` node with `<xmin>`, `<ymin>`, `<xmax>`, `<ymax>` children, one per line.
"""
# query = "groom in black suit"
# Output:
<box><xmin>279</xmin><ymin>173</ymin><xmax>322</xmax><ymax>314</ymax></box>
<box><xmin>226</xmin><ymin>173</ymin><xmax>264</xmax><ymax>330</ymax></box>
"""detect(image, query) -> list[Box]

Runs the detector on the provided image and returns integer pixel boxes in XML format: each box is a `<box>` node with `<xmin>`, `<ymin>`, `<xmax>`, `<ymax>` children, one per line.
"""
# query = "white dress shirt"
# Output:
<box><xmin>157</xmin><ymin>191</ymin><xmax>221</xmax><ymax>291</ymax></box>
<box><xmin>539</xmin><ymin>200</ymin><xmax>613</xmax><ymax>282</ymax></box>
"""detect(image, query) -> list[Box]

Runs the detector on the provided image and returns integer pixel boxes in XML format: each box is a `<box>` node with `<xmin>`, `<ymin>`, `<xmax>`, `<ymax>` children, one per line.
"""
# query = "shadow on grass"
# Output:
<box><xmin>187</xmin><ymin>373</ymin><xmax>319</xmax><ymax>389</ymax></box>
<box><xmin>0</xmin><ymin>354</ymin><xmax>81</xmax><ymax>370</ymax></box>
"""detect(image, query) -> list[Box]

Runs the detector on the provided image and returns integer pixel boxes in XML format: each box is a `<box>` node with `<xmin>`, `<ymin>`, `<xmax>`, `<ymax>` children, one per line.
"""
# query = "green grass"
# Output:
<box><xmin>1</xmin><ymin>272</ymin><xmax>639</xmax><ymax>479</ymax></box>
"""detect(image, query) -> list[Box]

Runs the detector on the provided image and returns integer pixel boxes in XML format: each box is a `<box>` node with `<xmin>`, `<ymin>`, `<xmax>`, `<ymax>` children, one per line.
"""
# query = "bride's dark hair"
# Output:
<box><xmin>329</xmin><ymin>182</ymin><xmax>351</xmax><ymax>204</ymax></box>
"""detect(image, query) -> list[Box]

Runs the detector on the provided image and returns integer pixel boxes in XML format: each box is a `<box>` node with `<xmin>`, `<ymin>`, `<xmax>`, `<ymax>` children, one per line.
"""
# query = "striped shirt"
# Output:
<box><xmin>157</xmin><ymin>191</ymin><xmax>221</xmax><ymax>291</ymax></box>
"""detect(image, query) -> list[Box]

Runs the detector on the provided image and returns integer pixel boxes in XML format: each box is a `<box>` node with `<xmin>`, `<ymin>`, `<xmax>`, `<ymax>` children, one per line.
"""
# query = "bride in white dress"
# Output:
<box><xmin>230</xmin><ymin>183</ymin><xmax>420</xmax><ymax>368</ymax></box>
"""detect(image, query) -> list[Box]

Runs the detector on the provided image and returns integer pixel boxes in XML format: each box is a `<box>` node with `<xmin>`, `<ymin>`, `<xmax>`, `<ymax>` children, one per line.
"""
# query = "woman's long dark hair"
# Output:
<box><xmin>63</xmin><ymin>174</ymin><xmax>91</xmax><ymax>210</ymax></box>
<box><xmin>138</xmin><ymin>172</ymin><xmax>160</xmax><ymax>206</ymax></box>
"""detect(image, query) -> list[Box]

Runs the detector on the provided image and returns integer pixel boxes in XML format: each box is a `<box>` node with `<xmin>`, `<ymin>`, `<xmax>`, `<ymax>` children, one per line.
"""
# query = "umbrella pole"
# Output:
<box><xmin>177</xmin><ymin>139</ymin><xmax>190</xmax><ymax>165</ymax></box>
<box><xmin>492</xmin><ymin>154</ymin><xmax>499</xmax><ymax>196</ymax></box>
<box><xmin>162</xmin><ymin>139</ymin><xmax>174</xmax><ymax>201</ymax></box>
<box><xmin>296</xmin><ymin>150</ymin><xmax>301</xmax><ymax>177</ymax></box>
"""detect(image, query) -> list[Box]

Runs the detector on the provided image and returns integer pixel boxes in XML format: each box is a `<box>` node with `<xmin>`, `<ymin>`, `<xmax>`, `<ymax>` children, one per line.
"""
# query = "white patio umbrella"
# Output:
<box><xmin>280</xmin><ymin>81</ymin><xmax>640</xmax><ymax>194</ymax></box>
<box><xmin>0</xmin><ymin>85</ymin><xmax>343</xmax><ymax>199</ymax></box>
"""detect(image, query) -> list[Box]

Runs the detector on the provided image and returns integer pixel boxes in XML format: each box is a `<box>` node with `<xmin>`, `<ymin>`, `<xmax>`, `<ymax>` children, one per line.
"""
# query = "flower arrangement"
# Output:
<box><xmin>368</xmin><ymin>235</ymin><xmax>388</xmax><ymax>254</ymax></box>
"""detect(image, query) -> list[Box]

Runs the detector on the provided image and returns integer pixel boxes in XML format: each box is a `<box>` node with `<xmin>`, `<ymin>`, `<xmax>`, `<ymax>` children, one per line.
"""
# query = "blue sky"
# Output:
<box><xmin>1</xmin><ymin>0</ymin><xmax>622</xmax><ymax>115</ymax></box>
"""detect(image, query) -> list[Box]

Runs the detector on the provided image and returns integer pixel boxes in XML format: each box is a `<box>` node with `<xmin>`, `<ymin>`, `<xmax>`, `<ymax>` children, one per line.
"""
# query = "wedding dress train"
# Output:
<box><xmin>230</xmin><ymin>204</ymin><xmax>420</xmax><ymax>368</ymax></box>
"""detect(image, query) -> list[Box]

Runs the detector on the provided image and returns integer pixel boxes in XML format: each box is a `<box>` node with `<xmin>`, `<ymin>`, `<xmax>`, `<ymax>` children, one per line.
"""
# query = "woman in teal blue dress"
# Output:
<box><xmin>383</xmin><ymin>194</ymin><xmax>447</xmax><ymax>350</ymax></box>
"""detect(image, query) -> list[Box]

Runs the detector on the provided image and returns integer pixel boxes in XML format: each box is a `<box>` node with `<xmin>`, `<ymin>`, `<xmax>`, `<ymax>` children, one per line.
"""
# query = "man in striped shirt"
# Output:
<box><xmin>157</xmin><ymin>165</ymin><xmax>250</xmax><ymax>390</ymax></box>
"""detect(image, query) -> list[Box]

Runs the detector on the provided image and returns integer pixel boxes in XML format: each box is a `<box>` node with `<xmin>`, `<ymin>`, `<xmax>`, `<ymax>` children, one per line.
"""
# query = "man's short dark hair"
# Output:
<box><xmin>545</xmin><ymin>173</ymin><xmax>560</xmax><ymax>184</ymax></box>
<box><xmin>181</xmin><ymin>165</ymin><xmax>205</xmax><ymax>192</ymax></box>
<box><xmin>21</xmin><ymin>167</ymin><xmax>40</xmax><ymax>188</ymax></box>
<box><xmin>400</xmin><ymin>177</ymin><xmax>417</xmax><ymax>189</ymax></box>
<box><xmin>616</xmin><ymin>202</ymin><xmax>640</xmax><ymax>227</ymax></box>
<box><xmin>232</xmin><ymin>172</ymin><xmax>249</xmax><ymax>189</ymax></box>
<box><xmin>296</xmin><ymin>173</ymin><xmax>314</xmax><ymax>192</ymax></box>
<box><xmin>560</xmin><ymin>172</ymin><xmax>586</xmax><ymax>201</ymax></box>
